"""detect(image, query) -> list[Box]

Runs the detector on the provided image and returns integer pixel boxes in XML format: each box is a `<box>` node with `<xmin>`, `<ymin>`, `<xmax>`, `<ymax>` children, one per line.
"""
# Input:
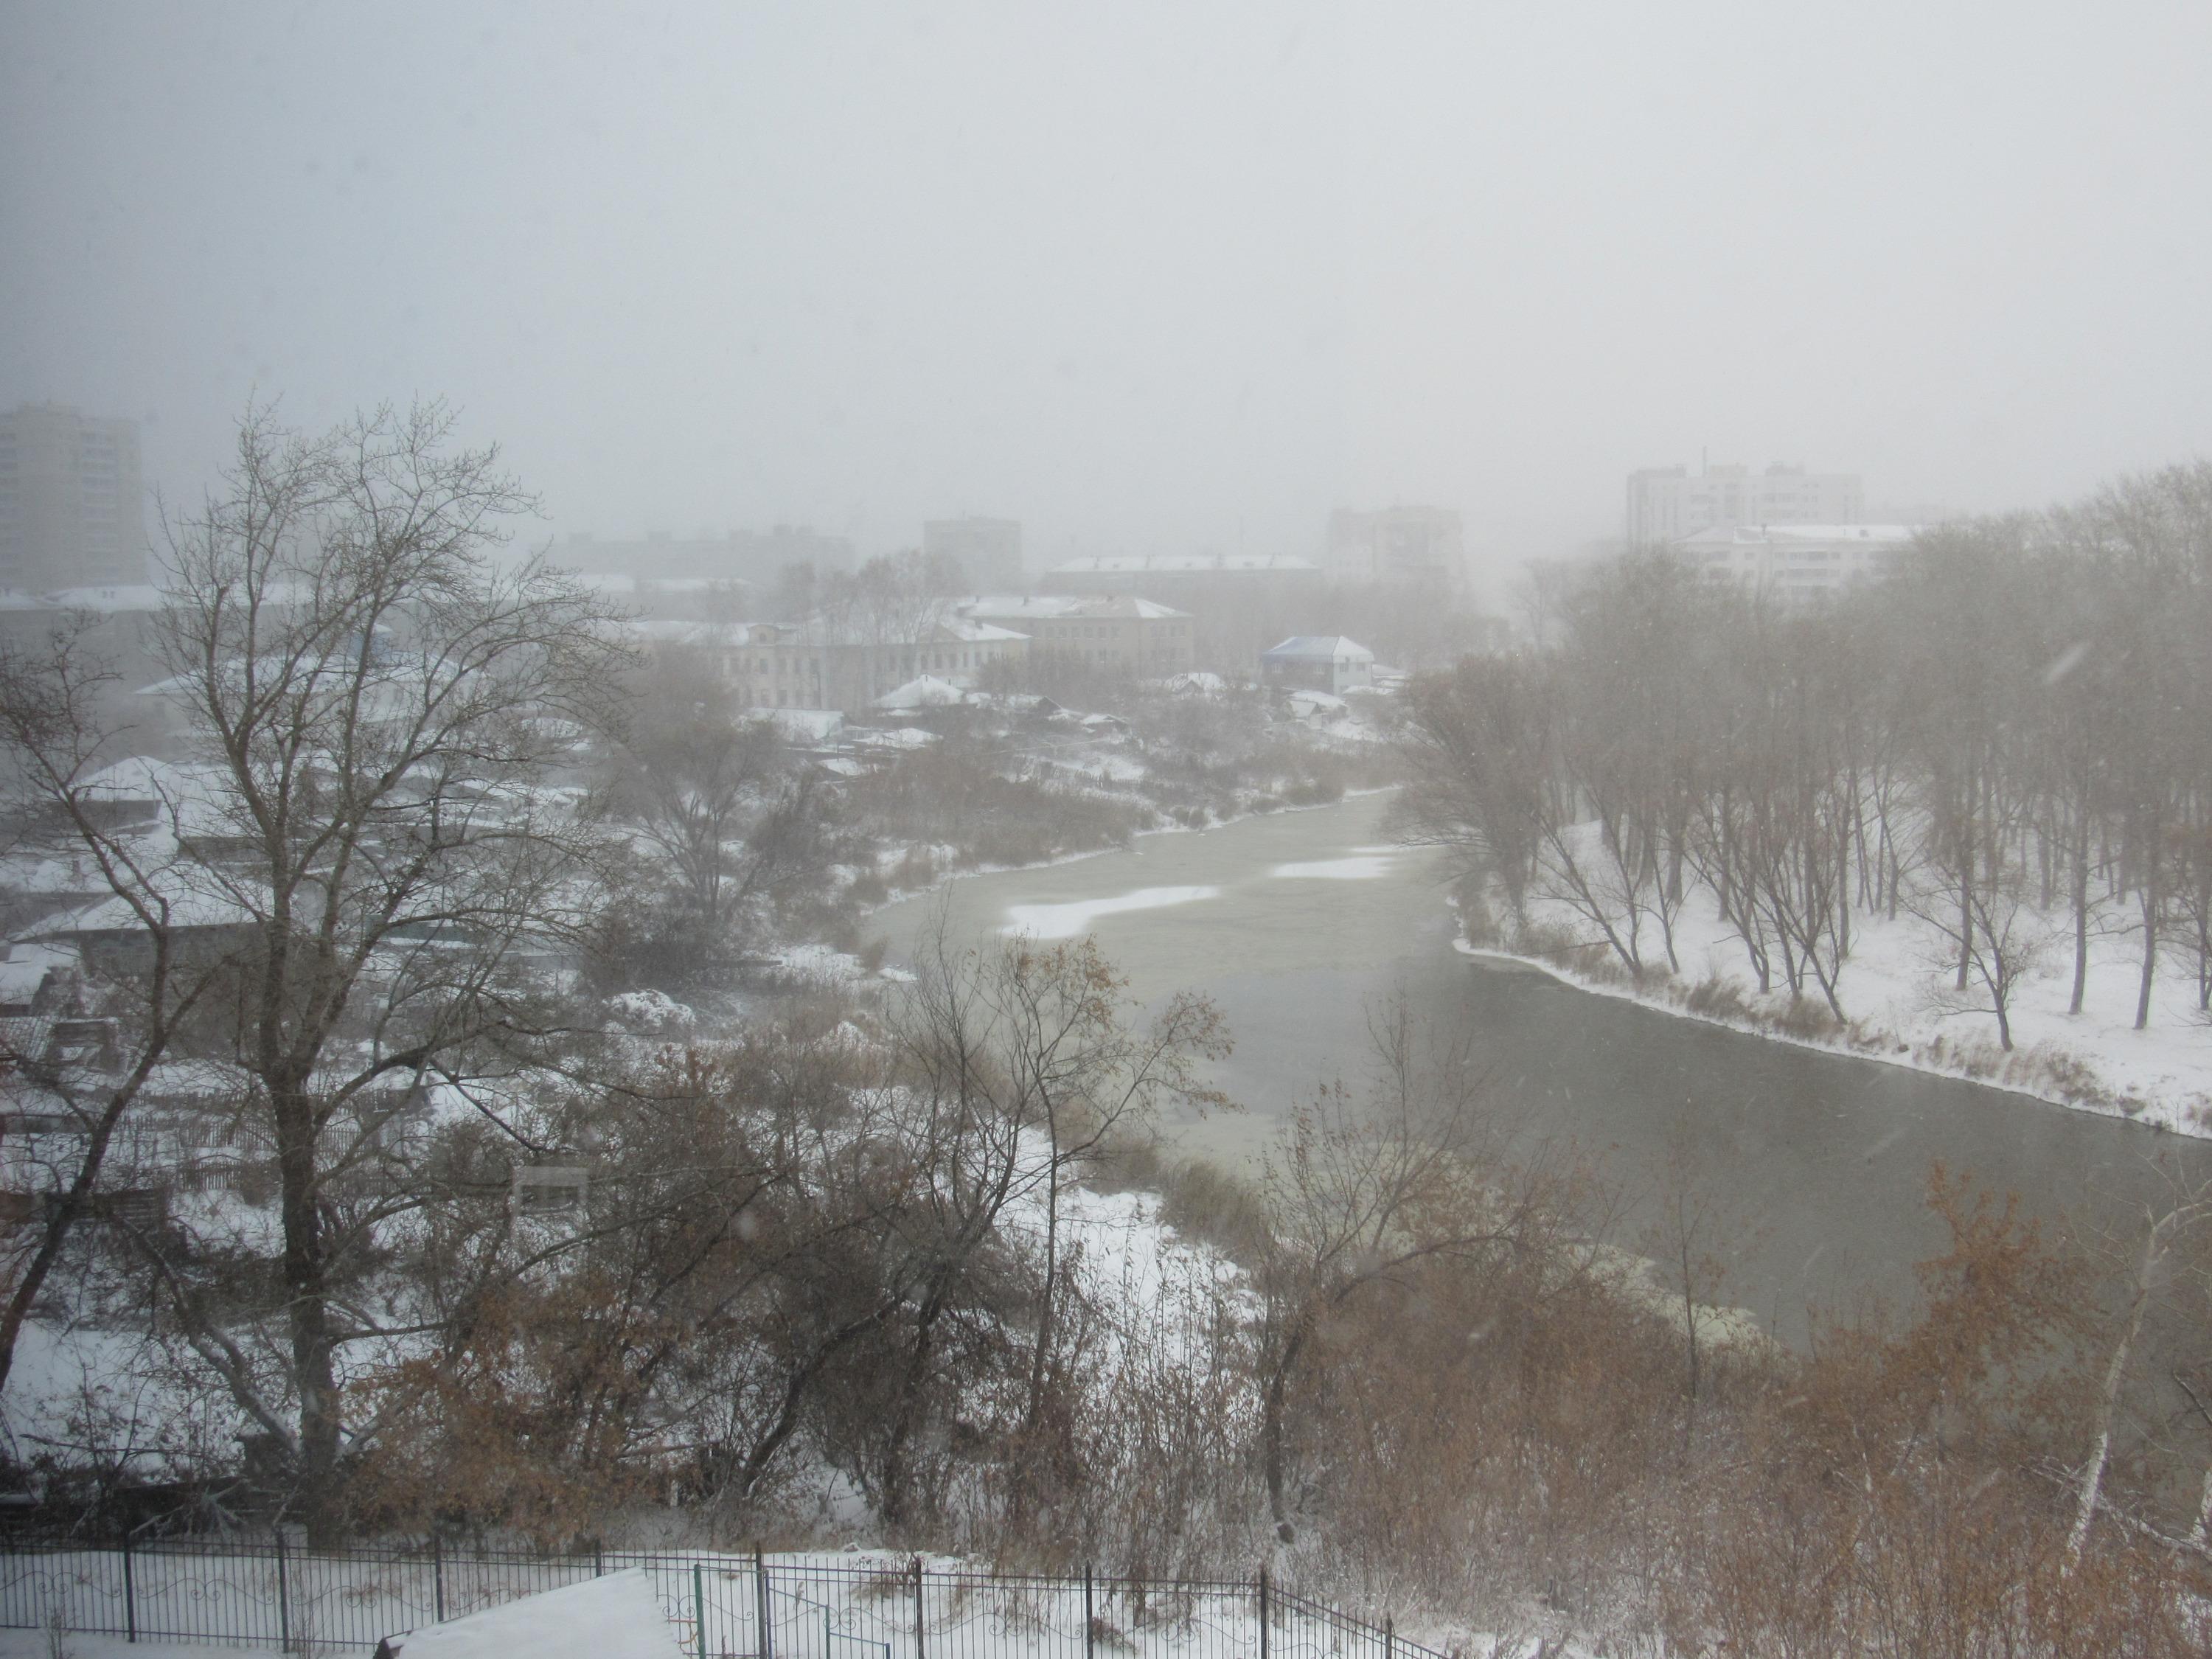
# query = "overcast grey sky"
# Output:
<box><xmin>5</xmin><ymin>2</ymin><xmax>2210</xmax><ymax>597</ymax></box>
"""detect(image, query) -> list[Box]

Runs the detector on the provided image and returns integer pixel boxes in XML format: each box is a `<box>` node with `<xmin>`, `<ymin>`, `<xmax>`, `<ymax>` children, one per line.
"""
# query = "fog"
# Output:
<box><xmin>6</xmin><ymin>3</ymin><xmax>2211</xmax><ymax>590</ymax></box>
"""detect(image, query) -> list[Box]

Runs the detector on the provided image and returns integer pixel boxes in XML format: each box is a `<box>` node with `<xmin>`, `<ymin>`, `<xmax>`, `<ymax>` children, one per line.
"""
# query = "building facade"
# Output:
<box><xmin>0</xmin><ymin>406</ymin><xmax>146</xmax><ymax>592</ymax></box>
<box><xmin>1674</xmin><ymin>522</ymin><xmax>1920</xmax><ymax>599</ymax></box>
<box><xmin>953</xmin><ymin>594</ymin><xmax>1192</xmax><ymax>676</ymax></box>
<box><xmin>1627</xmin><ymin>462</ymin><xmax>1863</xmax><ymax>549</ymax></box>
<box><xmin>1260</xmin><ymin>636</ymin><xmax>1376</xmax><ymax>695</ymax></box>
<box><xmin>636</xmin><ymin>612</ymin><xmax>1030</xmax><ymax>717</ymax></box>
<box><xmin>560</xmin><ymin>526</ymin><xmax>854</xmax><ymax>586</ymax></box>
<box><xmin>923</xmin><ymin>518</ymin><xmax>1023</xmax><ymax>589</ymax></box>
<box><xmin>1325</xmin><ymin>507</ymin><xmax>1465</xmax><ymax>587</ymax></box>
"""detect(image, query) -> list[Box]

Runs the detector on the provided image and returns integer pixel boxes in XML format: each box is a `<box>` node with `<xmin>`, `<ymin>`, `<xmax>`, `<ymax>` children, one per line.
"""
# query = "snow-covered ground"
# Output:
<box><xmin>1482</xmin><ymin>870</ymin><xmax>2212</xmax><ymax>1134</ymax></box>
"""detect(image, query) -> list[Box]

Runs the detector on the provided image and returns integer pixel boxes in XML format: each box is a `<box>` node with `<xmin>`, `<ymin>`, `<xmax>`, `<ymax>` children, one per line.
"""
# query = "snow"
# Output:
<box><xmin>0</xmin><ymin>1639</ymin><xmax>271</xmax><ymax>1658</ymax></box>
<box><xmin>378</xmin><ymin>1570</ymin><xmax>684</xmax><ymax>1657</ymax></box>
<box><xmin>1269</xmin><ymin>856</ymin><xmax>1396</xmax><ymax>880</ymax></box>
<box><xmin>1001</xmin><ymin>886</ymin><xmax>1222</xmax><ymax>939</ymax></box>
<box><xmin>1488</xmin><ymin>851</ymin><xmax>2212</xmax><ymax>1133</ymax></box>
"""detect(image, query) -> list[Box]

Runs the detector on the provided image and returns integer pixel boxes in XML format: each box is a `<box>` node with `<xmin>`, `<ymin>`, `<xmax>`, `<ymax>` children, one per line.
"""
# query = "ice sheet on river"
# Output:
<box><xmin>1001</xmin><ymin>886</ymin><xmax>1220</xmax><ymax>938</ymax></box>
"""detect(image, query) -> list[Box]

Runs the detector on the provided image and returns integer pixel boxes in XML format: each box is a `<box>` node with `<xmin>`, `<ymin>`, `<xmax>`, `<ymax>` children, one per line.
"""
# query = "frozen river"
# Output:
<box><xmin>874</xmin><ymin>792</ymin><xmax>2208</xmax><ymax>1338</ymax></box>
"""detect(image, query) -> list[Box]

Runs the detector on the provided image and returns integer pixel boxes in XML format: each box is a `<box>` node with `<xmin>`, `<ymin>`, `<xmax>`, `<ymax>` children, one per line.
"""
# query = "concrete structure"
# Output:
<box><xmin>1260</xmin><ymin>636</ymin><xmax>1375</xmax><ymax>695</ymax></box>
<box><xmin>1326</xmin><ymin>506</ymin><xmax>1465</xmax><ymax>587</ymax></box>
<box><xmin>1674</xmin><ymin>523</ymin><xmax>1921</xmax><ymax>599</ymax></box>
<box><xmin>924</xmin><ymin>517</ymin><xmax>1023</xmax><ymax>588</ymax></box>
<box><xmin>0</xmin><ymin>405</ymin><xmax>146</xmax><ymax>591</ymax></box>
<box><xmin>1627</xmin><ymin>462</ymin><xmax>1863</xmax><ymax>549</ymax></box>
<box><xmin>954</xmin><ymin>594</ymin><xmax>1193</xmax><ymax>677</ymax></box>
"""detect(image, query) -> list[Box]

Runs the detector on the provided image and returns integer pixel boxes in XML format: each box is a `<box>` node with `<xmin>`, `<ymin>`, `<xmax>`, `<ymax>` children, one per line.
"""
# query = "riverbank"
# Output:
<box><xmin>1455</xmin><ymin>887</ymin><xmax>2212</xmax><ymax>1138</ymax></box>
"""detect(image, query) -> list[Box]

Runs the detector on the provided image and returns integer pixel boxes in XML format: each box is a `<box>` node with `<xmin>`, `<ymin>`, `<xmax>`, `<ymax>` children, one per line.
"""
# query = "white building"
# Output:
<box><xmin>1627</xmin><ymin>462</ymin><xmax>1862</xmax><ymax>550</ymax></box>
<box><xmin>1674</xmin><ymin>523</ymin><xmax>1921</xmax><ymax>599</ymax></box>
<box><xmin>923</xmin><ymin>517</ymin><xmax>1023</xmax><ymax>588</ymax></box>
<box><xmin>0</xmin><ymin>405</ymin><xmax>146</xmax><ymax>591</ymax></box>
<box><xmin>1326</xmin><ymin>507</ymin><xmax>1465</xmax><ymax>587</ymax></box>
<box><xmin>1260</xmin><ymin>636</ymin><xmax>1376</xmax><ymax>695</ymax></box>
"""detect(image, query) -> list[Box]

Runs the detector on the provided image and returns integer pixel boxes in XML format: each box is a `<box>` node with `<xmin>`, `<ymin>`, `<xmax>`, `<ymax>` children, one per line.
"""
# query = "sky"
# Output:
<box><xmin>4</xmin><ymin>1</ymin><xmax>2211</xmax><ymax>600</ymax></box>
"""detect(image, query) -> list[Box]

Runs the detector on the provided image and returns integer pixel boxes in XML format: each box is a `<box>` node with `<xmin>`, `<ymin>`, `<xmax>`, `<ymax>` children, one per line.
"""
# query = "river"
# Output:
<box><xmin>872</xmin><ymin>792</ymin><xmax>2208</xmax><ymax>1338</ymax></box>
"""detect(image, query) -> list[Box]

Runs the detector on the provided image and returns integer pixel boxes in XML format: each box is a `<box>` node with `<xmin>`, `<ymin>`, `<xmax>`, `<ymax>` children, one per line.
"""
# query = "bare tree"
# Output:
<box><xmin>3</xmin><ymin>402</ymin><xmax>631</xmax><ymax>1535</ymax></box>
<box><xmin>1253</xmin><ymin>992</ymin><xmax>1528</xmax><ymax>1543</ymax></box>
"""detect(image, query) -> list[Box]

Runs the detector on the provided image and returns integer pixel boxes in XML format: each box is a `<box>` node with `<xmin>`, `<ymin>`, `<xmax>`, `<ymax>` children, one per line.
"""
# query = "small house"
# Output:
<box><xmin>1259</xmin><ymin>636</ymin><xmax>1376</xmax><ymax>696</ymax></box>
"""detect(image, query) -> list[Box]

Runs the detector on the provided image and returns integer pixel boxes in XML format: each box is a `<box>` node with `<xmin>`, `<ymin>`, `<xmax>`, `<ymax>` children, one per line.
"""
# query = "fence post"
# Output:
<box><xmin>434</xmin><ymin>1535</ymin><xmax>446</xmax><ymax>1624</ymax></box>
<box><xmin>824</xmin><ymin>1602</ymin><xmax>832</xmax><ymax>1659</ymax></box>
<box><xmin>911</xmin><ymin>1556</ymin><xmax>925</xmax><ymax>1659</ymax></box>
<box><xmin>596</xmin><ymin>1542</ymin><xmax>605</xmax><ymax>1578</ymax></box>
<box><xmin>1256</xmin><ymin>1566</ymin><xmax>1268</xmax><ymax>1659</ymax></box>
<box><xmin>754</xmin><ymin>1543</ymin><xmax>772</xmax><ymax>1659</ymax></box>
<box><xmin>121</xmin><ymin>1537</ymin><xmax>136</xmax><ymax>1644</ymax></box>
<box><xmin>695</xmin><ymin>1562</ymin><xmax>709</xmax><ymax>1659</ymax></box>
<box><xmin>1083</xmin><ymin>1565</ymin><xmax>1094</xmax><ymax>1659</ymax></box>
<box><xmin>1383</xmin><ymin>1613</ymin><xmax>1393</xmax><ymax>1659</ymax></box>
<box><xmin>275</xmin><ymin>1534</ymin><xmax>290</xmax><ymax>1653</ymax></box>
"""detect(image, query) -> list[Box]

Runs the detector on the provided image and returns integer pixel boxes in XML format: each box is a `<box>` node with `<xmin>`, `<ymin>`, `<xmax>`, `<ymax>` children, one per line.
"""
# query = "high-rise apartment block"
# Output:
<box><xmin>1626</xmin><ymin>462</ymin><xmax>1861</xmax><ymax>549</ymax></box>
<box><xmin>923</xmin><ymin>517</ymin><xmax>1023</xmax><ymax>589</ymax></box>
<box><xmin>0</xmin><ymin>405</ymin><xmax>147</xmax><ymax>591</ymax></box>
<box><xmin>1326</xmin><ymin>506</ymin><xmax>1465</xmax><ymax>587</ymax></box>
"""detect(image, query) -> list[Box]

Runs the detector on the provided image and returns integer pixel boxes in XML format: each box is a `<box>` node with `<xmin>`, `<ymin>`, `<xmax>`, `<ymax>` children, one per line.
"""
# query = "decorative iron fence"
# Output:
<box><xmin>0</xmin><ymin>1541</ymin><xmax>1453</xmax><ymax>1659</ymax></box>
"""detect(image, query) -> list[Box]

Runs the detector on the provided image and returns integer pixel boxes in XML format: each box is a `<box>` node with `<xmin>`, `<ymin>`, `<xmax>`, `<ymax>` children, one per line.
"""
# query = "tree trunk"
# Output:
<box><xmin>2070</xmin><ymin>807</ymin><xmax>2092</xmax><ymax>1016</ymax></box>
<box><xmin>2068</xmin><ymin>1210</ymin><xmax>2166</xmax><ymax>1565</ymax></box>
<box><xmin>274</xmin><ymin>1084</ymin><xmax>342</xmax><ymax>1540</ymax></box>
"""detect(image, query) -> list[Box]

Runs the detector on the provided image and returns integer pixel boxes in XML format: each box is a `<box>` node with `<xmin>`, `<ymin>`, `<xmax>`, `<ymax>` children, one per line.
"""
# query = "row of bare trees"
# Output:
<box><xmin>1400</xmin><ymin>461</ymin><xmax>2212</xmax><ymax>1046</ymax></box>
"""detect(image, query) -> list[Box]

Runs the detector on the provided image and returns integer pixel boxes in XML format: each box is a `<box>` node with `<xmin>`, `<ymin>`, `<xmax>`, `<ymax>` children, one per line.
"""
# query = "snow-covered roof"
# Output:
<box><xmin>375</xmin><ymin>1569</ymin><xmax>685</xmax><ymax>1658</ymax></box>
<box><xmin>1155</xmin><ymin>670</ymin><xmax>1228</xmax><ymax>695</ymax></box>
<box><xmin>873</xmin><ymin>675</ymin><xmax>967</xmax><ymax>710</ymax></box>
<box><xmin>748</xmin><ymin>706</ymin><xmax>844</xmax><ymax>742</ymax></box>
<box><xmin>1262</xmin><ymin>636</ymin><xmax>1374</xmax><ymax>661</ymax></box>
<box><xmin>1050</xmin><ymin>553</ymin><xmax>1320</xmax><ymax>576</ymax></box>
<box><xmin>1673</xmin><ymin>523</ymin><xmax>1922</xmax><ymax>547</ymax></box>
<box><xmin>957</xmin><ymin>594</ymin><xmax>1189</xmax><ymax>622</ymax></box>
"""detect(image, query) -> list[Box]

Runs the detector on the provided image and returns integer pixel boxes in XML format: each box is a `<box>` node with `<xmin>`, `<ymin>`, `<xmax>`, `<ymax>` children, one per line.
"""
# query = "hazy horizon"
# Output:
<box><xmin>7</xmin><ymin>2</ymin><xmax>2210</xmax><ymax>602</ymax></box>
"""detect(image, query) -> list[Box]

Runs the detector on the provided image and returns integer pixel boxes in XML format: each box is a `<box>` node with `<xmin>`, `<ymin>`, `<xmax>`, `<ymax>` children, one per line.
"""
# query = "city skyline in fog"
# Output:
<box><xmin>6</xmin><ymin>2</ymin><xmax>2211</xmax><ymax>599</ymax></box>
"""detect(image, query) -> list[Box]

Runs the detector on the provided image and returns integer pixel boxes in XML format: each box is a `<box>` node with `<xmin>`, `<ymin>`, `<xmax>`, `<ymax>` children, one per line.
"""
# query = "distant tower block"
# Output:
<box><xmin>0</xmin><ymin>404</ymin><xmax>147</xmax><ymax>591</ymax></box>
<box><xmin>924</xmin><ymin>517</ymin><xmax>1023</xmax><ymax>589</ymax></box>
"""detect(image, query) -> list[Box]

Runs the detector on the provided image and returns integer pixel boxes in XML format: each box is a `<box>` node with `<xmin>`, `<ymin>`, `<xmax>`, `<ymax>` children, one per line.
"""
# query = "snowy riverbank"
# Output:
<box><xmin>1457</xmin><ymin>883</ymin><xmax>2212</xmax><ymax>1137</ymax></box>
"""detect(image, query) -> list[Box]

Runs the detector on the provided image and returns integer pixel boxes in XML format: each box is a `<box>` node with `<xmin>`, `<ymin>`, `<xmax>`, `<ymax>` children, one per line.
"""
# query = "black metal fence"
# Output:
<box><xmin>0</xmin><ymin>1541</ymin><xmax>1454</xmax><ymax>1659</ymax></box>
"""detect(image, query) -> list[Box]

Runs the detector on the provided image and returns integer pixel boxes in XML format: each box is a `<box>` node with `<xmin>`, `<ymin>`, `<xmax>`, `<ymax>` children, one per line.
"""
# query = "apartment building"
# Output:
<box><xmin>1325</xmin><ymin>506</ymin><xmax>1465</xmax><ymax>587</ymax></box>
<box><xmin>1675</xmin><ymin>522</ymin><xmax>1920</xmax><ymax>599</ymax></box>
<box><xmin>923</xmin><ymin>518</ymin><xmax>1023</xmax><ymax>589</ymax></box>
<box><xmin>0</xmin><ymin>405</ymin><xmax>146</xmax><ymax>591</ymax></box>
<box><xmin>1627</xmin><ymin>462</ymin><xmax>1862</xmax><ymax>549</ymax></box>
<box><xmin>954</xmin><ymin>594</ymin><xmax>1192</xmax><ymax>676</ymax></box>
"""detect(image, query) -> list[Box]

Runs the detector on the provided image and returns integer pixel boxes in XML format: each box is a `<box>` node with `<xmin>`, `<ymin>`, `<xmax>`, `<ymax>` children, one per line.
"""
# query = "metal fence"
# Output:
<box><xmin>0</xmin><ymin>1542</ymin><xmax>1455</xmax><ymax>1659</ymax></box>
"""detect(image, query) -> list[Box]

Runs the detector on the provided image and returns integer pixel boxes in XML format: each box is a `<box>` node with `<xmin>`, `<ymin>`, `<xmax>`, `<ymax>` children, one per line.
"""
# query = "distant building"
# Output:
<box><xmin>1260</xmin><ymin>636</ymin><xmax>1375</xmax><ymax>696</ymax></box>
<box><xmin>633</xmin><ymin>610</ymin><xmax>1030</xmax><ymax>717</ymax></box>
<box><xmin>560</xmin><ymin>526</ymin><xmax>854</xmax><ymax>586</ymax></box>
<box><xmin>1674</xmin><ymin>523</ymin><xmax>1921</xmax><ymax>599</ymax></box>
<box><xmin>954</xmin><ymin>594</ymin><xmax>1193</xmax><ymax>677</ymax></box>
<box><xmin>924</xmin><ymin>518</ymin><xmax>1023</xmax><ymax>589</ymax></box>
<box><xmin>0</xmin><ymin>405</ymin><xmax>146</xmax><ymax>591</ymax></box>
<box><xmin>1627</xmin><ymin>462</ymin><xmax>1863</xmax><ymax>550</ymax></box>
<box><xmin>569</xmin><ymin>571</ymin><xmax>755</xmax><ymax>623</ymax></box>
<box><xmin>1326</xmin><ymin>507</ymin><xmax>1465</xmax><ymax>588</ymax></box>
<box><xmin>1041</xmin><ymin>553</ymin><xmax>1322</xmax><ymax>672</ymax></box>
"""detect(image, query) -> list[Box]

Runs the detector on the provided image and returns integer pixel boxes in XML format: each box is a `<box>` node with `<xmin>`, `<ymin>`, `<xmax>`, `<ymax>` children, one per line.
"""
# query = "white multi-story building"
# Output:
<box><xmin>1627</xmin><ymin>462</ymin><xmax>1862</xmax><ymax>550</ymax></box>
<box><xmin>1325</xmin><ymin>506</ymin><xmax>1465</xmax><ymax>586</ymax></box>
<box><xmin>1674</xmin><ymin>523</ymin><xmax>1920</xmax><ymax>599</ymax></box>
<box><xmin>0</xmin><ymin>405</ymin><xmax>146</xmax><ymax>591</ymax></box>
<box><xmin>923</xmin><ymin>518</ymin><xmax>1023</xmax><ymax>589</ymax></box>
